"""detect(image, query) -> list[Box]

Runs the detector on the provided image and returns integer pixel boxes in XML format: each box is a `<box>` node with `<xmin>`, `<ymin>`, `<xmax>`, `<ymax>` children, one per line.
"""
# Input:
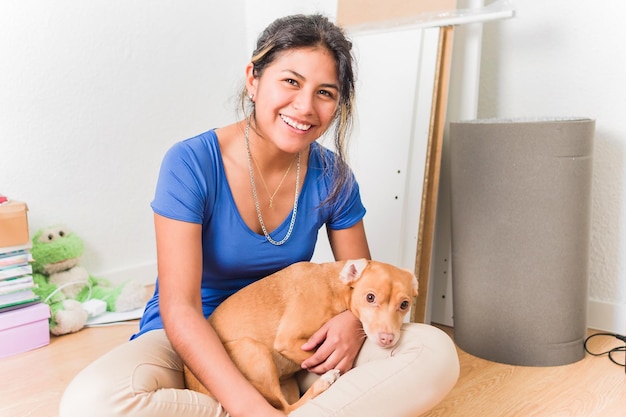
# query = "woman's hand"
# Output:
<box><xmin>300</xmin><ymin>310</ymin><xmax>366</xmax><ymax>375</ymax></box>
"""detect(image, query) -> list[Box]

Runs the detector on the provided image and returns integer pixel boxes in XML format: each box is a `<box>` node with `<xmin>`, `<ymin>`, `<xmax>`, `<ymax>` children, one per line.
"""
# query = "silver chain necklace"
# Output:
<box><xmin>245</xmin><ymin>121</ymin><xmax>300</xmax><ymax>246</ymax></box>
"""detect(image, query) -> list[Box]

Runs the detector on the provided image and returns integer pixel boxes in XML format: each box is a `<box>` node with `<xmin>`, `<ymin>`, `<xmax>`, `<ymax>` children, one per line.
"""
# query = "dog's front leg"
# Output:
<box><xmin>224</xmin><ymin>338</ymin><xmax>293</xmax><ymax>411</ymax></box>
<box><xmin>283</xmin><ymin>369</ymin><xmax>341</xmax><ymax>413</ymax></box>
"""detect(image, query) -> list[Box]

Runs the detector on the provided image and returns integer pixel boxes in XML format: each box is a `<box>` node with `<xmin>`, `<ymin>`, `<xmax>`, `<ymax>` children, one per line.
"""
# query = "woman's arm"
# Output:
<box><xmin>327</xmin><ymin>219</ymin><xmax>371</xmax><ymax>262</ymax></box>
<box><xmin>155</xmin><ymin>214</ymin><xmax>285</xmax><ymax>417</ymax></box>
<box><xmin>300</xmin><ymin>220</ymin><xmax>371</xmax><ymax>374</ymax></box>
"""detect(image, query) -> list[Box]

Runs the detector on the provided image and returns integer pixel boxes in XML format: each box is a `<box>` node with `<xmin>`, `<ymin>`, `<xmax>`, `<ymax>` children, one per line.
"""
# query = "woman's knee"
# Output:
<box><xmin>357</xmin><ymin>323</ymin><xmax>459</xmax><ymax>393</ymax></box>
<box><xmin>59</xmin><ymin>330</ymin><xmax>184</xmax><ymax>417</ymax></box>
<box><xmin>398</xmin><ymin>324</ymin><xmax>460</xmax><ymax>391</ymax></box>
<box><xmin>292</xmin><ymin>324</ymin><xmax>459</xmax><ymax>416</ymax></box>
<box><xmin>59</xmin><ymin>354</ymin><xmax>127</xmax><ymax>417</ymax></box>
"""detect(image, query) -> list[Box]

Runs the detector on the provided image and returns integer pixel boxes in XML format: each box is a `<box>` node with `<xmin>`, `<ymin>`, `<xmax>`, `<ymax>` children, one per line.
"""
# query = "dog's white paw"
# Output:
<box><xmin>308</xmin><ymin>369</ymin><xmax>341</xmax><ymax>398</ymax></box>
<box><xmin>320</xmin><ymin>369</ymin><xmax>341</xmax><ymax>386</ymax></box>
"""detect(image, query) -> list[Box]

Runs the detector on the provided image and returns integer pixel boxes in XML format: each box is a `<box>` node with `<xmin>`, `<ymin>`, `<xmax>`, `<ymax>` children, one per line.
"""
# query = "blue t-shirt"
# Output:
<box><xmin>133</xmin><ymin>129</ymin><xmax>366</xmax><ymax>338</ymax></box>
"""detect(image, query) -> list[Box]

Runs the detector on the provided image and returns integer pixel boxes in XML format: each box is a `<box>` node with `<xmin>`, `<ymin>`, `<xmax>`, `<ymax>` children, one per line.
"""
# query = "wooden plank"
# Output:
<box><xmin>411</xmin><ymin>25</ymin><xmax>455</xmax><ymax>323</ymax></box>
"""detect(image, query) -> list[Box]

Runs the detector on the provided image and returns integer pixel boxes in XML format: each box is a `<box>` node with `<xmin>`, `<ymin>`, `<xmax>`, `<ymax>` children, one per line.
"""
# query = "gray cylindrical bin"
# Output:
<box><xmin>449</xmin><ymin>118</ymin><xmax>595</xmax><ymax>366</ymax></box>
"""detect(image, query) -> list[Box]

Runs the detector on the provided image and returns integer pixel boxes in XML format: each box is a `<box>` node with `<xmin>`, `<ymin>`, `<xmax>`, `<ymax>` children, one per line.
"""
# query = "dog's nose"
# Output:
<box><xmin>378</xmin><ymin>332</ymin><xmax>395</xmax><ymax>346</ymax></box>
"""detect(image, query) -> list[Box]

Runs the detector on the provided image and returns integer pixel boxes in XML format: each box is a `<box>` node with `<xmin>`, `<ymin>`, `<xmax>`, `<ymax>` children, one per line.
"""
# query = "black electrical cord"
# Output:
<box><xmin>583</xmin><ymin>332</ymin><xmax>626</xmax><ymax>367</ymax></box>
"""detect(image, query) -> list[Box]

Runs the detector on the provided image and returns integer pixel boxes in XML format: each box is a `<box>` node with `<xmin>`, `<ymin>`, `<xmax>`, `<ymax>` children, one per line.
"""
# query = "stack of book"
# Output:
<box><xmin>0</xmin><ymin>197</ymin><xmax>51</xmax><ymax>359</ymax></box>
<box><xmin>0</xmin><ymin>243</ymin><xmax>38</xmax><ymax>312</ymax></box>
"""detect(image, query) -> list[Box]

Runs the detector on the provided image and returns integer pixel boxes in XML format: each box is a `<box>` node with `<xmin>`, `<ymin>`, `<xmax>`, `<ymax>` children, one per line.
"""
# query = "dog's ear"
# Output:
<box><xmin>339</xmin><ymin>259</ymin><xmax>368</xmax><ymax>284</ymax></box>
<box><xmin>402</xmin><ymin>268</ymin><xmax>419</xmax><ymax>296</ymax></box>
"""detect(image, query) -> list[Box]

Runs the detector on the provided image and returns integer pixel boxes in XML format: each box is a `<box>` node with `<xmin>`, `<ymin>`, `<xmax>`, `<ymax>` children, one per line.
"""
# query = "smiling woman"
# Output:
<box><xmin>58</xmin><ymin>14</ymin><xmax>459</xmax><ymax>417</ymax></box>
<box><xmin>247</xmin><ymin>47</ymin><xmax>340</xmax><ymax>141</ymax></box>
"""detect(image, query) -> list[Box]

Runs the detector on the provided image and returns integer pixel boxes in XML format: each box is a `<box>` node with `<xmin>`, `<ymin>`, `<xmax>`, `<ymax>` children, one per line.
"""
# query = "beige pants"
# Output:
<box><xmin>59</xmin><ymin>323</ymin><xmax>459</xmax><ymax>417</ymax></box>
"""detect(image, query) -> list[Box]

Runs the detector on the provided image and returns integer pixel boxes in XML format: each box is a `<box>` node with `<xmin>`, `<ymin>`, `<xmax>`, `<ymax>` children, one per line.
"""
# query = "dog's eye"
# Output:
<box><xmin>400</xmin><ymin>300</ymin><xmax>410</xmax><ymax>310</ymax></box>
<box><xmin>366</xmin><ymin>293</ymin><xmax>375</xmax><ymax>303</ymax></box>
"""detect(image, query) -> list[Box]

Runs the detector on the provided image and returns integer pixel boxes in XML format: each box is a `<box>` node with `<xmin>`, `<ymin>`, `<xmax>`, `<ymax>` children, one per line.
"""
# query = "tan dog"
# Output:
<box><xmin>184</xmin><ymin>259</ymin><xmax>418</xmax><ymax>413</ymax></box>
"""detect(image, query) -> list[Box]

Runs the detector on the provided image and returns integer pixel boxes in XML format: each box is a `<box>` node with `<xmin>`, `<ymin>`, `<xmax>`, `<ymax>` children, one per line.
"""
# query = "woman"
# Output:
<box><xmin>60</xmin><ymin>14</ymin><xmax>459</xmax><ymax>417</ymax></box>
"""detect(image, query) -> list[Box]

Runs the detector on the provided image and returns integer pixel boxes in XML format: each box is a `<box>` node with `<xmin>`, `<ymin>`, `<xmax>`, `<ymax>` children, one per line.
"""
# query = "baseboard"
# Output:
<box><xmin>97</xmin><ymin>262</ymin><xmax>157</xmax><ymax>287</ymax></box>
<box><xmin>587</xmin><ymin>299</ymin><xmax>626</xmax><ymax>334</ymax></box>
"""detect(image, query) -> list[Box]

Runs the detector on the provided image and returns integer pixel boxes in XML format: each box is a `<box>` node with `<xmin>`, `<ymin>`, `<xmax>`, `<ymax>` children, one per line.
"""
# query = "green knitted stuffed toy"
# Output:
<box><xmin>31</xmin><ymin>225</ymin><xmax>146</xmax><ymax>336</ymax></box>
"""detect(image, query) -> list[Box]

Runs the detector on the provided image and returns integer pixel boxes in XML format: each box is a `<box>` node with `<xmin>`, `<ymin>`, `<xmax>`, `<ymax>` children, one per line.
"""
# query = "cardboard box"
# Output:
<box><xmin>0</xmin><ymin>303</ymin><xmax>50</xmax><ymax>359</ymax></box>
<box><xmin>0</xmin><ymin>200</ymin><xmax>30</xmax><ymax>248</ymax></box>
<box><xmin>337</xmin><ymin>0</ymin><xmax>456</xmax><ymax>27</ymax></box>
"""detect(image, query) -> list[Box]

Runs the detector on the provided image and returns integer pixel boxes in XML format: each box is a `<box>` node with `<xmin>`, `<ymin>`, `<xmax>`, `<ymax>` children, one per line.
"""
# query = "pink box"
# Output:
<box><xmin>0</xmin><ymin>303</ymin><xmax>51</xmax><ymax>359</ymax></box>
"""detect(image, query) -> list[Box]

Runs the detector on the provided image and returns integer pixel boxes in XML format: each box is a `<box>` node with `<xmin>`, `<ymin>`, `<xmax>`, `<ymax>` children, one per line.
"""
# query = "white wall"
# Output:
<box><xmin>0</xmin><ymin>1</ymin><xmax>336</xmax><ymax>284</ymax></box>
<box><xmin>1</xmin><ymin>1</ymin><xmax>246</xmax><ymax>281</ymax></box>
<box><xmin>244</xmin><ymin>0</ymin><xmax>338</xmax><ymax>55</ymax></box>
<box><xmin>476</xmin><ymin>0</ymin><xmax>626</xmax><ymax>332</ymax></box>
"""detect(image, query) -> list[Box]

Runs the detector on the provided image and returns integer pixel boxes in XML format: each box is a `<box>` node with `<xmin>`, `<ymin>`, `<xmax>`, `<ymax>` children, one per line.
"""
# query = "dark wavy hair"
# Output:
<box><xmin>240</xmin><ymin>14</ymin><xmax>357</xmax><ymax>207</ymax></box>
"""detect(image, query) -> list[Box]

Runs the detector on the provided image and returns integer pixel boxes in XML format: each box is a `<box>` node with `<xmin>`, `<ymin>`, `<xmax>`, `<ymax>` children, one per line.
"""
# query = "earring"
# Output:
<box><xmin>248</xmin><ymin>93</ymin><xmax>254</xmax><ymax>102</ymax></box>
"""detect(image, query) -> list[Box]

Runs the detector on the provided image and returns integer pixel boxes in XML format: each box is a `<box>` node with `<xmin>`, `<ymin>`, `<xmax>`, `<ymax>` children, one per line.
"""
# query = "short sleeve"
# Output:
<box><xmin>151</xmin><ymin>132</ymin><xmax>219</xmax><ymax>224</ymax></box>
<box><xmin>326</xmin><ymin>171</ymin><xmax>366</xmax><ymax>231</ymax></box>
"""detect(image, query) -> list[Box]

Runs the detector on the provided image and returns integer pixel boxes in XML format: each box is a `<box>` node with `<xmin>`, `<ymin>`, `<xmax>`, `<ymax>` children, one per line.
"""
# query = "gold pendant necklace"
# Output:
<box><xmin>251</xmin><ymin>153</ymin><xmax>295</xmax><ymax>208</ymax></box>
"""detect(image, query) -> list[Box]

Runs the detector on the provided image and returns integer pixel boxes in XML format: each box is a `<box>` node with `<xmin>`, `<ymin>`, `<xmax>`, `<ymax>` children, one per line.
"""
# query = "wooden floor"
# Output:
<box><xmin>0</xmin><ymin>322</ymin><xmax>140</xmax><ymax>417</ymax></box>
<box><xmin>424</xmin><ymin>326</ymin><xmax>625</xmax><ymax>417</ymax></box>
<box><xmin>1</xmin><ymin>322</ymin><xmax>624</xmax><ymax>417</ymax></box>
